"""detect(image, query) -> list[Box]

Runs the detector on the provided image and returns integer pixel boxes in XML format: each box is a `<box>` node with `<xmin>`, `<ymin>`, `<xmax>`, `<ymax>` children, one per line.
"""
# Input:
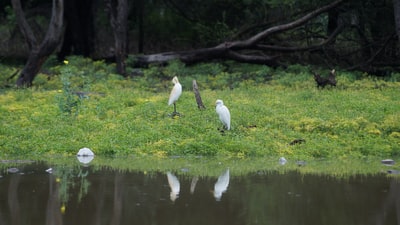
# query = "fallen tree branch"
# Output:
<box><xmin>7</xmin><ymin>69</ymin><xmax>21</xmax><ymax>82</ymax></box>
<box><xmin>131</xmin><ymin>0</ymin><xmax>346</xmax><ymax>67</ymax></box>
<box><xmin>225</xmin><ymin>0</ymin><xmax>345</xmax><ymax>48</ymax></box>
<box><xmin>254</xmin><ymin>24</ymin><xmax>344</xmax><ymax>52</ymax></box>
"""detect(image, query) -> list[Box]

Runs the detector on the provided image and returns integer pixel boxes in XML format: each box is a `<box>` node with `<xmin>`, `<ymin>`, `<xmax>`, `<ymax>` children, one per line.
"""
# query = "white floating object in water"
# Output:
<box><xmin>77</xmin><ymin>147</ymin><xmax>95</xmax><ymax>164</ymax></box>
<box><xmin>296</xmin><ymin>161</ymin><xmax>307</xmax><ymax>166</ymax></box>
<box><xmin>45</xmin><ymin>168</ymin><xmax>53</xmax><ymax>173</ymax></box>
<box><xmin>77</xmin><ymin>147</ymin><xmax>95</xmax><ymax>156</ymax></box>
<box><xmin>77</xmin><ymin>155</ymin><xmax>94</xmax><ymax>164</ymax></box>
<box><xmin>381</xmin><ymin>159</ymin><xmax>395</xmax><ymax>166</ymax></box>
<box><xmin>279</xmin><ymin>157</ymin><xmax>287</xmax><ymax>165</ymax></box>
<box><xmin>387</xmin><ymin>170</ymin><xmax>400</xmax><ymax>174</ymax></box>
<box><xmin>7</xmin><ymin>168</ymin><xmax>19</xmax><ymax>173</ymax></box>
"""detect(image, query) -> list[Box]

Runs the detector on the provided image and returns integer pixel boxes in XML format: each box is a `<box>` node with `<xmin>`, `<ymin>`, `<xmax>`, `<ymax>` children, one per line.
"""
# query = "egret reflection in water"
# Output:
<box><xmin>167</xmin><ymin>172</ymin><xmax>180</xmax><ymax>202</ymax></box>
<box><xmin>190</xmin><ymin>176</ymin><xmax>199</xmax><ymax>194</ymax></box>
<box><xmin>213</xmin><ymin>169</ymin><xmax>230</xmax><ymax>201</ymax></box>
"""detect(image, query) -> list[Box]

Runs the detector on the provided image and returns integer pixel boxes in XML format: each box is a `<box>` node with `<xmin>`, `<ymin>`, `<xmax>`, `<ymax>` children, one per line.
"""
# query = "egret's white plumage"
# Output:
<box><xmin>215</xmin><ymin>99</ymin><xmax>231</xmax><ymax>130</ymax></box>
<box><xmin>168</xmin><ymin>76</ymin><xmax>182</xmax><ymax>114</ymax></box>
<box><xmin>167</xmin><ymin>172</ymin><xmax>180</xmax><ymax>202</ymax></box>
<box><xmin>213</xmin><ymin>169</ymin><xmax>230</xmax><ymax>201</ymax></box>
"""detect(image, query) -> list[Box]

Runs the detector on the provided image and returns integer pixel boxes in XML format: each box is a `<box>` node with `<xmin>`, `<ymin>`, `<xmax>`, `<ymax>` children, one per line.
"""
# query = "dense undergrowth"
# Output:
<box><xmin>0</xmin><ymin>56</ymin><xmax>399</xmax><ymax>160</ymax></box>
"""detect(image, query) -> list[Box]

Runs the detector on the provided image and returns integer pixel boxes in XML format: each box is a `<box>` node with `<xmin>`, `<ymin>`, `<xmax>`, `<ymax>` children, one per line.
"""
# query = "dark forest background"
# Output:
<box><xmin>0</xmin><ymin>0</ymin><xmax>399</xmax><ymax>86</ymax></box>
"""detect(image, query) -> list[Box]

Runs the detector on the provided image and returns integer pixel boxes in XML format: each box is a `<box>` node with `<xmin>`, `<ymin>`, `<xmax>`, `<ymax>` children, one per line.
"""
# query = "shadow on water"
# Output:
<box><xmin>0</xmin><ymin>156</ymin><xmax>400</xmax><ymax>225</ymax></box>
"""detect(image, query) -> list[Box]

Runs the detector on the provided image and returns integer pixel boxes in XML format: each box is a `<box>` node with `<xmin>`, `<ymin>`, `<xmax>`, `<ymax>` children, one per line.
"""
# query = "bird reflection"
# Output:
<box><xmin>167</xmin><ymin>172</ymin><xmax>180</xmax><ymax>202</ymax></box>
<box><xmin>213</xmin><ymin>169</ymin><xmax>230</xmax><ymax>201</ymax></box>
<box><xmin>190</xmin><ymin>176</ymin><xmax>199</xmax><ymax>194</ymax></box>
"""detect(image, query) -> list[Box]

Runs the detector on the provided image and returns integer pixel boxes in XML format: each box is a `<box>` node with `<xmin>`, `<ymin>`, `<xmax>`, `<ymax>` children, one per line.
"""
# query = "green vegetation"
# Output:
<box><xmin>1</xmin><ymin>57</ymin><xmax>399</xmax><ymax>160</ymax></box>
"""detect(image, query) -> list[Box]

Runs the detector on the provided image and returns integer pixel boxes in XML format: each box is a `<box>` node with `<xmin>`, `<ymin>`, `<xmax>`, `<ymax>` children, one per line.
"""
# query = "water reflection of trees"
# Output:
<box><xmin>0</xmin><ymin>163</ymin><xmax>90</xmax><ymax>225</ymax></box>
<box><xmin>2</xmin><ymin>164</ymin><xmax>400</xmax><ymax>225</ymax></box>
<box><xmin>46</xmin><ymin>175</ymin><xmax>62</xmax><ymax>225</ymax></box>
<box><xmin>374</xmin><ymin>179</ymin><xmax>400</xmax><ymax>225</ymax></box>
<box><xmin>0</xmin><ymin>163</ymin><xmax>64</xmax><ymax>225</ymax></box>
<box><xmin>241</xmin><ymin>171</ymin><xmax>400</xmax><ymax>225</ymax></box>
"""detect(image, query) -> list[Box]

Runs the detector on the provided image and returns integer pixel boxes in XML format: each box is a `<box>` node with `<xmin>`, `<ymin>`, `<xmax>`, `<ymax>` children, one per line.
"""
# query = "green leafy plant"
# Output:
<box><xmin>56</xmin><ymin>60</ymin><xmax>82</xmax><ymax>116</ymax></box>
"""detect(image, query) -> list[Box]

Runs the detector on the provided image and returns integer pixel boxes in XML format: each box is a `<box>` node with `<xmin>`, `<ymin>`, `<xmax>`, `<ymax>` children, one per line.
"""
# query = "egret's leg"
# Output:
<box><xmin>169</xmin><ymin>103</ymin><xmax>181</xmax><ymax>117</ymax></box>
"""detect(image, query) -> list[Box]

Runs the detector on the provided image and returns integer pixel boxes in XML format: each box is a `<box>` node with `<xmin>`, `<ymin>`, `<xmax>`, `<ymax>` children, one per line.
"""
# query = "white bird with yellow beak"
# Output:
<box><xmin>215</xmin><ymin>99</ymin><xmax>231</xmax><ymax>130</ymax></box>
<box><xmin>168</xmin><ymin>76</ymin><xmax>182</xmax><ymax>116</ymax></box>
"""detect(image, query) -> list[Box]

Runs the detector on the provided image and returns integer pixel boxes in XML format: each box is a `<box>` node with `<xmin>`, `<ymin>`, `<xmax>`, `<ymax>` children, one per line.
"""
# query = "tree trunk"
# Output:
<box><xmin>327</xmin><ymin>9</ymin><xmax>339</xmax><ymax>37</ymax></box>
<box><xmin>394</xmin><ymin>0</ymin><xmax>400</xmax><ymax>43</ymax></box>
<box><xmin>12</xmin><ymin>0</ymin><xmax>64</xmax><ymax>87</ymax></box>
<box><xmin>132</xmin><ymin>0</ymin><xmax>345</xmax><ymax>67</ymax></box>
<box><xmin>58</xmin><ymin>0</ymin><xmax>94</xmax><ymax>59</ymax></box>
<box><xmin>106</xmin><ymin>0</ymin><xmax>129</xmax><ymax>76</ymax></box>
<box><xmin>137</xmin><ymin>0</ymin><xmax>144</xmax><ymax>53</ymax></box>
<box><xmin>192</xmin><ymin>80</ymin><xmax>205</xmax><ymax>110</ymax></box>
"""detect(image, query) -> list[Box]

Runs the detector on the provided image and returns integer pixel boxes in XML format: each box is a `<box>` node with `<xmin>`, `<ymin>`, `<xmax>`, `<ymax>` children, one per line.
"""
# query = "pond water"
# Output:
<box><xmin>0</xmin><ymin>158</ymin><xmax>399</xmax><ymax>225</ymax></box>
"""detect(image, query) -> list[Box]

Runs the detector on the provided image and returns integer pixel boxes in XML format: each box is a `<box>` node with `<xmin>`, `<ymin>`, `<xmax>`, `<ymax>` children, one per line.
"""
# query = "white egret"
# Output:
<box><xmin>213</xmin><ymin>169</ymin><xmax>230</xmax><ymax>201</ymax></box>
<box><xmin>167</xmin><ymin>172</ymin><xmax>180</xmax><ymax>202</ymax></box>
<box><xmin>168</xmin><ymin>76</ymin><xmax>182</xmax><ymax>116</ymax></box>
<box><xmin>215</xmin><ymin>99</ymin><xmax>231</xmax><ymax>130</ymax></box>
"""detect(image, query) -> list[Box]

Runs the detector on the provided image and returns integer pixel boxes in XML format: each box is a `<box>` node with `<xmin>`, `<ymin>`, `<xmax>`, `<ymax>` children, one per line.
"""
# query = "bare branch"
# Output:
<box><xmin>39</xmin><ymin>0</ymin><xmax>64</xmax><ymax>55</ymax></box>
<box><xmin>225</xmin><ymin>51</ymin><xmax>279</xmax><ymax>66</ymax></box>
<box><xmin>227</xmin><ymin>0</ymin><xmax>346</xmax><ymax>48</ymax></box>
<box><xmin>11</xmin><ymin>0</ymin><xmax>38</xmax><ymax>49</ymax></box>
<box><xmin>132</xmin><ymin>0</ymin><xmax>346</xmax><ymax>68</ymax></box>
<box><xmin>255</xmin><ymin>24</ymin><xmax>344</xmax><ymax>52</ymax></box>
<box><xmin>347</xmin><ymin>33</ymin><xmax>397</xmax><ymax>71</ymax></box>
<box><xmin>14</xmin><ymin>0</ymin><xmax>64</xmax><ymax>87</ymax></box>
<box><xmin>192</xmin><ymin>80</ymin><xmax>206</xmax><ymax>110</ymax></box>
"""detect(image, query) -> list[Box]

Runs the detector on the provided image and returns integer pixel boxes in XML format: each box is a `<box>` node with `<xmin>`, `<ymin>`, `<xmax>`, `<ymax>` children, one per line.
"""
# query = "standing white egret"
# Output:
<box><xmin>213</xmin><ymin>169</ymin><xmax>230</xmax><ymax>201</ymax></box>
<box><xmin>167</xmin><ymin>172</ymin><xmax>180</xmax><ymax>202</ymax></box>
<box><xmin>168</xmin><ymin>76</ymin><xmax>182</xmax><ymax>116</ymax></box>
<box><xmin>215</xmin><ymin>99</ymin><xmax>231</xmax><ymax>130</ymax></box>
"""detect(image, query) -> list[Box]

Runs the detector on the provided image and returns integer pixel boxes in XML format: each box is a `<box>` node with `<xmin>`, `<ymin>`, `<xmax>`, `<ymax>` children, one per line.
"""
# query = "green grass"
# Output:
<box><xmin>0</xmin><ymin>57</ymin><xmax>399</xmax><ymax>160</ymax></box>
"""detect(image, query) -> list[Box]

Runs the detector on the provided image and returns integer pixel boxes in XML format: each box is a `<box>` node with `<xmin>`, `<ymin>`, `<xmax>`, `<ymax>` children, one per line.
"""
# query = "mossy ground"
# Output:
<box><xmin>1</xmin><ymin>57</ymin><xmax>399</xmax><ymax>160</ymax></box>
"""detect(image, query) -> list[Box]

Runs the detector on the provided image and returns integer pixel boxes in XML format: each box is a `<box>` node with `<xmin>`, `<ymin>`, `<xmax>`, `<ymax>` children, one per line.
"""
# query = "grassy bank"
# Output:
<box><xmin>0</xmin><ymin>57</ymin><xmax>399</xmax><ymax>159</ymax></box>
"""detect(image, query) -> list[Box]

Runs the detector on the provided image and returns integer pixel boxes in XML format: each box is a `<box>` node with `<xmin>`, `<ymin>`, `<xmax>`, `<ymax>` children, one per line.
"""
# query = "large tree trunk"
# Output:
<box><xmin>58</xmin><ymin>0</ymin><xmax>94</xmax><ymax>59</ymax></box>
<box><xmin>133</xmin><ymin>0</ymin><xmax>345</xmax><ymax>67</ymax></box>
<box><xmin>106</xmin><ymin>0</ymin><xmax>129</xmax><ymax>76</ymax></box>
<box><xmin>137</xmin><ymin>0</ymin><xmax>144</xmax><ymax>53</ymax></box>
<box><xmin>12</xmin><ymin>0</ymin><xmax>64</xmax><ymax>87</ymax></box>
<box><xmin>394</xmin><ymin>0</ymin><xmax>400</xmax><ymax>43</ymax></box>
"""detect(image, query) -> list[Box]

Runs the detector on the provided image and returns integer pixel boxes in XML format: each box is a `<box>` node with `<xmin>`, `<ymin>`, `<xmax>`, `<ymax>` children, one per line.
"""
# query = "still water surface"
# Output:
<box><xmin>0</xmin><ymin>159</ymin><xmax>399</xmax><ymax>225</ymax></box>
